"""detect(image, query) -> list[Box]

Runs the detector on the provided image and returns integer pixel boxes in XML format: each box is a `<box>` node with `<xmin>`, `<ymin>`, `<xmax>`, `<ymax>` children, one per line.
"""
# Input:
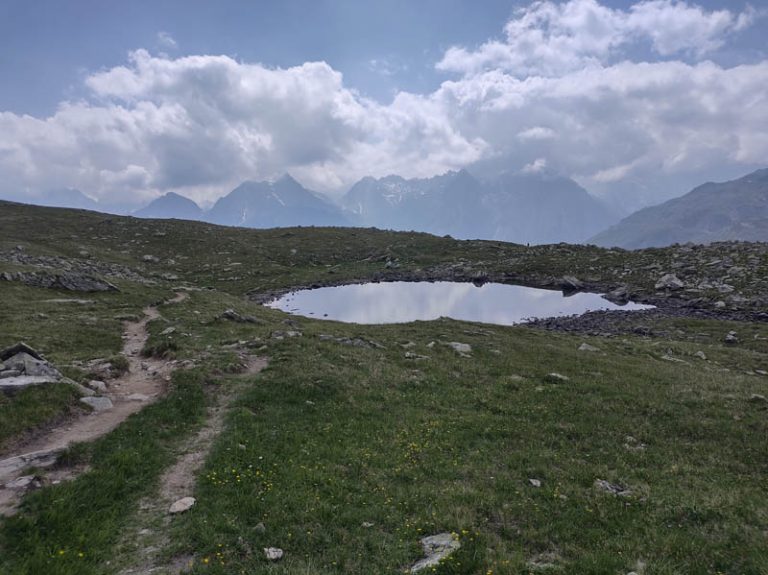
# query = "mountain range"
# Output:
<box><xmin>7</xmin><ymin>168</ymin><xmax>768</xmax><ymax>248</ymax></box>
<box><xmin>129</xmin><ymin>169</ymin><xmax>617</xmax><ymax>245</ymax></box>
<box><xmin>341</xmin><ymin>169</ymin><xmax>616</xmax><ymax>243</ymax></box>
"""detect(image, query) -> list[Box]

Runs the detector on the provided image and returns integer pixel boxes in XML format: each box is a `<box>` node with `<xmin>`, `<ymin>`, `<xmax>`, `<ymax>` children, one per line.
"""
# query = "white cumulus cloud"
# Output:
<box><xmin>0</xmin><ymin>0</ymin><xmax>765</xmax><ymax>209</ymax></box>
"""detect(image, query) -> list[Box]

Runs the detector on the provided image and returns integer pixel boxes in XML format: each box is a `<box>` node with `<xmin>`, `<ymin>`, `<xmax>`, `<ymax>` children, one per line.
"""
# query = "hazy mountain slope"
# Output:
<box><xmin>206</xmin><ymin>175</ymin><xmax>348</xmax><ymax>228</ymax></box>
<box><xmin>342</xmin><ymin>169</ymin><xmax>617</xmax><ymax>244</ymax></box>
<box><xmin>486</xmin><ymin>172</ymin><xmax>619</xmax><ymax>244</ymax></box>
<box><xmin>134</xmin><ymin>192</ymin><xmax>203</xmax><ymax>220</ymax></box>
<box><xmin>4</xmin><ymin>188</ymin><xmax>102</xmax><ymax>211</ymax></box>
<box><xmin>341</xmin><ymin>170</ymin><xmax>486</xmax><ymax>238</ymax></box>
<box><xmin>591</xmin><ymin>169</ymin><xmax>768</xmax><ymax>248</ymax></box>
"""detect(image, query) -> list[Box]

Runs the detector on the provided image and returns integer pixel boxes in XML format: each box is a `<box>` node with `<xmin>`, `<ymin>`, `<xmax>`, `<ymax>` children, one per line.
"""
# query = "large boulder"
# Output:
<box><xmin>0</xmin><ymin>343</ymin><xmax>63</xmax><ymax>394</ymax></box>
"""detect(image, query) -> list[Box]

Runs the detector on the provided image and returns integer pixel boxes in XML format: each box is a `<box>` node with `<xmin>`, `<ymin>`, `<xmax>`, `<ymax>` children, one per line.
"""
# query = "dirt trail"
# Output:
<box><xmin>0</xmin><ymin>292</ymin><xmax>189</xmax><ymax>515</ymax></box>
<box><xmin>116</xmin><ymin>356</ymin><xmax>267</xmax><ymax>575</ymax></box>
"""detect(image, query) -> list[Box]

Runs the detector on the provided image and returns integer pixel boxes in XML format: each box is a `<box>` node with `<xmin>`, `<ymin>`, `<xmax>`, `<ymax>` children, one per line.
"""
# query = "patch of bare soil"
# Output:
<box><xmin>0</xmin><ymin>292</ymin><xmax>189</xmax><ymax>516</ymax></box>
<box><xmin>116</xmin><ymin>356</ymin><xmax>267</xmax><ymax>575</ymax></box>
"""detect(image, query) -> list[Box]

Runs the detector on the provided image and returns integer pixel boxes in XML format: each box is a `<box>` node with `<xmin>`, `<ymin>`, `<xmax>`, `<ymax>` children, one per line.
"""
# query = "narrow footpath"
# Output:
<box><xmin>0</xmin><ymin>292</ymin><xmax>188</xmax><ymax>515</ymax></box>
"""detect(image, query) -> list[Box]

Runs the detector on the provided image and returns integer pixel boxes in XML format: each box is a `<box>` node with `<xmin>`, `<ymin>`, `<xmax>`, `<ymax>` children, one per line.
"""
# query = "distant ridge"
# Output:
<box><xmin>340</xmin><ymin>169</ymin><xmax>617</xmax><ymax>244</ymax></box>
<box><xmin>590</xmin><ymin>169</ymin><xmax>768</xmax><ymax>248</ymax></box>
<box><xmin>134</xmin><ymin>192</ymin><xmax>203</xmax><ymax>221</ymax></box>
<box><xmin>205</xmin><ymin>175</ymin><xmax>349</xmax><ymax>228</ymax></box>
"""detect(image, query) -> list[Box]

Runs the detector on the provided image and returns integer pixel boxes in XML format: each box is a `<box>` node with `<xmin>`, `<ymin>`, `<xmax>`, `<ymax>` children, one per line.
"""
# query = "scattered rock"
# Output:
<box><xmin>88</xmin><ymin>380</ymin><xmax>108</xmax><ymax>392</ymax></box>
<box><xmin>661</xmin><ymin>355</ymin><xmax>689</xmax><ymax>364</ymax></box>
<box><xmin>0</xmin><ymin>270</ymin><xmax>118</xmax><ymax>292</ymax></box>
<box><xmin>169</xmin><ymin>496</ymin><xmax>196</xmax><ymax>514</ymax></box>
<box><xmin>594</xmin><ymin>479</ymin><xmax>632</xmax><ymax>497</ymax></box>
<box><xmin>544</xmin><ymin>373</ymin><xmax>569</xmax><ymax>383</ymax></box>
<box><xmin>748</xmin><ymin>394</ymin><xmax>766</xmax><ymax>403</ymax></box>
<box><xmin>126</xmin><ymin>393</ymin><xmax>150</xmax><ymax>402</ymax></box>
<box><xmin>219</xmin><ymin>309</ymin><xmax>262</xmax><ymax>324</ymax></box>
<box><xmin>0</xmin><ymin>343</ymin><xmax>64</xmax><ymax>393</ymax></box>
<box><xmin>529</xmin><ymin>478</ymin><xmax>542</xmax><ymax>488</ymax></box>
<box><xmin>361</xmin><ymin>521</ymin><xmax>375</xmax><ymax>528</ymax></box>
<box><xmin>264</xmin><ymin>547</ymin><xmax>284</xmax><ymax>561</ymax></box>
<box><xmin>160</xmin><ymin>327</ymin><xmax>176</xmax><ymax>335</ymax></box>
<box><xmin>4</xmin><ymin>475</ymin><xmax>41</xmax><ymax>490</ymax></box>
<box><xmin>560</xmin><ymin>275</ymin><xmax>584</xmax><ymax>292</ymax></box>
<box><xmin>409</xmin><ymin>533</ymin><xmax>460</xmax><ymax>573</ymax></box>
<box><xmin>446</xmin><ymin>342</ymin><xmax>471</xmax><ymax>355</ymax></box>
<box><xmin>604</xmin><ymin>285</ymin><xmax>630</xmax><ymax>304</ymax></box>
<box><xmin>405</xmin><ymin>352</ymin><xmax>430</xmax><ymax>360</ymax></box>
<box><xmin>80</xmin><ymin>396</ymin><xmax>114</xmax><ymax>412</ymax></box>
<box><xmin>724</xmin><ymin>331</ymin><xmax>739</xmax><ymax>344</ymax></box>
<box><xmin>578</xmin><ymin>343</ymin><xmax>601</xmax><ymax>352</ymax></box>
<box><xmin>527</xmin><ymin>551</ymin><xmax>561</xmax><ymax>570</ymax></box>
<box><xmin>318</xmin><ymin>334</ymin><xmax>384</xmax><ymax>348</ymax></box>
<box><xmin>655</xmin><ymin>274</ymin><xmax>684</xmax><ymax>291</ymax></box>
<box><xmin>142</xmin><ymin>255</ymin><xmax>160</xmax><ymax>263</ymax></box>
<box><xmin>694</xmin><ymin>351</ymin><xmax>707</xmax><ymax>361</ymax></box>
<box><xmin>623</xmin><ymin>436</ymin><xmax>647</xmax><ymax>452</ymax></box>
<box><xmin>271</xmin><ymin>330</ymin><xmax>302</xmax><ymax>340</ymax></box>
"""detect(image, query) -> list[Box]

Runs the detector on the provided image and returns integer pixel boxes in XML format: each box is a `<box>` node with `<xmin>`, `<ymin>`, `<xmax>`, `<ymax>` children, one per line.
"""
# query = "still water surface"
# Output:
<box><xmin>266</xmin><ymin>281</ymin><xmax>653</xmax><ymax>326</ymax></box>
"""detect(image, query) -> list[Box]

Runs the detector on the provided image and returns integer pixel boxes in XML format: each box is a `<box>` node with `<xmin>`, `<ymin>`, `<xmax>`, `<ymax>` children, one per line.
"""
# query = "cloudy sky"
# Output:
<box><xmin>1</xmin><ymin>0</ymin><xmax>766</xmax><ymax>210</ymax></box>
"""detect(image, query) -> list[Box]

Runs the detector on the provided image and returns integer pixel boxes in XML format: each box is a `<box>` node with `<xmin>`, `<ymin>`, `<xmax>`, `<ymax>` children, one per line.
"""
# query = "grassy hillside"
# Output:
<box><xmin>0</xmin><ymin>201</ymin><xmax>767</xmax><ymax>574</ymax></box>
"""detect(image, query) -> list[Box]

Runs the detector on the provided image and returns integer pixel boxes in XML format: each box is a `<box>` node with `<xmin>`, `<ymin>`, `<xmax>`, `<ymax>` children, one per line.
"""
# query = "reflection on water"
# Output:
<box><xmin>266</xmin><ymin>281</ymin><xmax>654</xmax><ymax>326</ymax></box>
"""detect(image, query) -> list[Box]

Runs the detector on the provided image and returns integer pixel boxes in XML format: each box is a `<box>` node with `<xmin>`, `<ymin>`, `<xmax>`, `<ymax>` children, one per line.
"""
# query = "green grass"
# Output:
<box><xmin>1</xmin><ymin>201</ymin><xmax>768</xmax><ymax>574</ymax></box>
<box><xmin>0</xmin><ymin>368</ymin><xmax>209</xmax><ymax>575</ymax></box>
<box><xmin>162</xmin><ymin>319</ymin><xmax>768</xmax><ymax>574</ymax></box>
<box><xmin>0</xmin><ymin>384</ymin><xmax>81</xmax><ymax>453</ymax></box>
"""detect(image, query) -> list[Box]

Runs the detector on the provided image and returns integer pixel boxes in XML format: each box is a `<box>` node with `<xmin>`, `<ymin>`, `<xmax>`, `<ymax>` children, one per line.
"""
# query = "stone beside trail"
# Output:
<box><xmin>169</xmin><ymin>496</ymin><xmax>196</xmax><ymax>514</ymax></box>
<box><xmin>0</xmin><ymin>342</ymin><xmax>64</xmax><ymax>393</ymax></box>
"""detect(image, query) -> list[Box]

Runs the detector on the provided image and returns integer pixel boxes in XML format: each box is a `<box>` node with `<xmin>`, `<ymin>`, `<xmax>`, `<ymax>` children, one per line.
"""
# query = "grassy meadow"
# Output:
<box><xmin>0</xmin><ymin>201</ymin><xmax>766</xmax><ymax>574</ymax></box>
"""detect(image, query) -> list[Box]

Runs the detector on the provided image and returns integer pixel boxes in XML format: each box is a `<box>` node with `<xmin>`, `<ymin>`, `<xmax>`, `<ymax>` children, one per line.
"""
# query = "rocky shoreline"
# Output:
<box><xmin>248</xmin><ymin>262</ymin><xmax>768</xmax><ymax>335</ymax></box>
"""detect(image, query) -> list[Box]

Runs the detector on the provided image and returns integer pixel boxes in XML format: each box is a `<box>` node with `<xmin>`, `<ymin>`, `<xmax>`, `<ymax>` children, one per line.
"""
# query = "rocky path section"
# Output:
<box><xmin>0</xmin><ymin>292</ymin><xmax>188</xmax><ymax>515</ymax></box>
<box><xmin>115</xmin><ymin>356</ymin><xmax>267</xmax><ymax>575</ymax></box>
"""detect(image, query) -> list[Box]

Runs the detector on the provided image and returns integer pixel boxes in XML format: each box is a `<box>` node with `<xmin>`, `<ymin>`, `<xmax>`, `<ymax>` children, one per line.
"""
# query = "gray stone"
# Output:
<box><xmin>594</xmin><ymin>479</ymin><xmax>632</xmax><ymax>497</ymax></box>
<box><xmin>604</xmin><ymin>285</ymin><xmax>629</xmax><ymax>304</ymax></box>
<box><xmin>142</xmin><ymin>254</ymin><xmax>160</xmax><ymax>263</ymax></box>
<box><xmin>264</xmin><ymin>547</ymin><xmax>284</xmax><ymax>561</ymax></box>
<box><xmin>748</xmin><ymin>394</ymin><xmax>767</xmax><ymax>403</ymax></box>
<box><xmin>655</xmin><ymin>274</ymin><xmax>685</xmax><ymax>291</ymax></box>
<box><xmin>529</xmin><ymin>478</ymin><xmax>542</xmax><ymax>488</ymax></box>
<box><xmin>578</xmin><ymin>343</ymin><xmax>601</xmax><ymax>352</ymax></box>
<box><xmin>67</xmin><ymin>380</ymin><xmax>96</xmax><ymax>397</ymax></box>
<box><xmin>725</xmin><ymin>331</ymin><xmax>739</xmax><ymax>344</ymax></box>
<box><xmin>410</xmin><ymin>533</ymin><xmax>461</xmax><ymax>573</ymax></box>
<box><xmin>169</xmin><ymin>496</ymin><xmax>196</xmax><ymax>514</ymax></box>
<box><xmin>80</xmin><ymin>396</ymin><xmax>114</xmax><ymax>411</ymax></box>
<box><xmin>3</xmin><ymin>352</ymin><xmax>61</xmax><ymax>378</ymax></box>
<box><xmin>126</xmin><ymin>393</ymin><xmax>150</xmax><ymax>402</ymax></box>
<box><xmin>1</xmin><ymin>375</ymin><xmax>61</xmax><ymax>394</ymax></box>
<box><xmin>220</xmin><ymin>309</ymin><xmax>263</xmax><ymax>324</ymax></box>
<box><xmin>560</xmin><ymin>275</ymin><xmax>584</xmax><ymax>292</ymax></box>
<box><xmin>88</xmin><ymin>380</ymin><xmax>108</xmax><ymax>393</ymax></box>
<box><xmin>5</xmin><ymin>475</ymin><xmax>36</xmax><ymax>490</ymax></box>
<box><xmin>446</xmin><ymin>342</ymin><xmax>471</xmax><ymax>355</ymax></box>
<box><xmin>544</xmin><ymin>373</ymin><xmax>570</xmax><ymax>383</ymax></box>
<box><xmin>695</xmin><ymin>351</ymin><xmax>707</xmax><ymax>361</ymax></box>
